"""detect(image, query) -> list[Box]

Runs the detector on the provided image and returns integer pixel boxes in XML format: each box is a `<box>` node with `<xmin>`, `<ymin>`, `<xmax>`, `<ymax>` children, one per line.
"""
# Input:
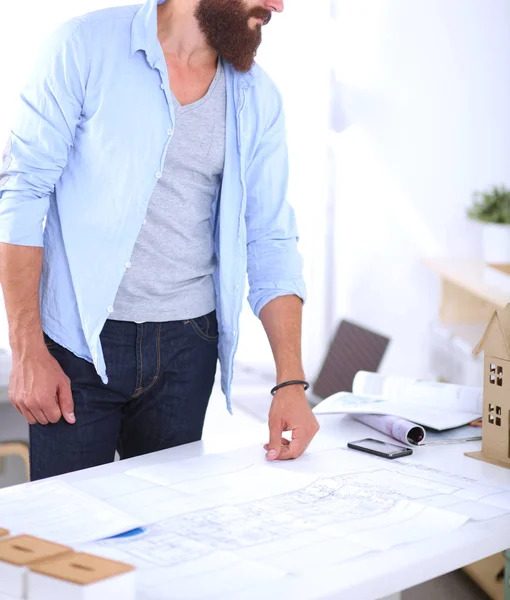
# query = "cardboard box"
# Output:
<box><xmin>0</xmin><ymin>535</ymin><xmax>71</xmax><ymax>600</ymax></box>
<box><xmin>28</xmin><ymin>552</ymin><xmax>135</xmax><ymax>600</ymax></box>
<box><xmin>464</xmin><ymin>552</ymin><xmax>504</xmax><ymax>600</ymax></box>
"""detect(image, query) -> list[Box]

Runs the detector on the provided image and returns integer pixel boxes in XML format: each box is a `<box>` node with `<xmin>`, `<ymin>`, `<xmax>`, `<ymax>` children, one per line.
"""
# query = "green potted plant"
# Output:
<box><xmin>468</xmin><ymin>185</ymin><xmax>510</xmax><ymax>266</ymax></box>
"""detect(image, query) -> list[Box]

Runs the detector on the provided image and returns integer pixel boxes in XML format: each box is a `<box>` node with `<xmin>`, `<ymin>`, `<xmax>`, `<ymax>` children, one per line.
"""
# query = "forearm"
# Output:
<box><xmin>259</xmin><ymin>294</ymin><xmax>305</xmax><ymax>384</ymax></box>
<box><xmin>0</xmin><ymin>243</ymin><xmax>45</xmax><ymax>357</ymax></box>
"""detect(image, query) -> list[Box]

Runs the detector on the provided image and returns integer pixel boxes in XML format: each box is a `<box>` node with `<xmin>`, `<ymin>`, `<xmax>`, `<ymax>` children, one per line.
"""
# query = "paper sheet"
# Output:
<box><xmin>352</xmin><ymin>371</ymin><xmax>483</xmax><ymax>414</ymax></box>
<box><xmin>0</xmin><ymin>480</ymin><xmax>142</xmax><ymax>545</ymax></box>
<box><xmin>71</xmin><ymin>473</ymin><xmax>156</xmax><ymax>500</ymax></box>
<box><xmin>314</xmin><ymin>372</ymin><xmax>482</xmax><ymax>430</ymax></box>
<box><xmin>107</xmin><ymin>485</ymin><xmax>209</xmax><ymax>523</ymax></box>
<box><xmin>423</xmin><ymin>426</ymin><xmax>482</xmax><ymax>445</ymax></box>
<box><xmin>79</xmin><ymin>445</ymin><xmax>502</xmax><ymax>599</ymax></box>
<box><xmin>86</xmin><ymin>479</ymin><xmax>466</xmax><ymax>599</ymax></box>
<box><xmin>126</xmin><ymin>453</ymin><xmax>255</xmax><ymax>486</ymax></box>
<box><xmin>55</xmin><ymin>442</ymin><xmax>510</xmax><ymax>599</ymax></box>
<box><xmin>313</xmin><ymin>392</ymin><xmax>479</xmax><ymax>429</ymax></box>
<box><xmin>81</xmin><ymin>533</ymin><xmax>289</xmax><ymax>600</ymax></box>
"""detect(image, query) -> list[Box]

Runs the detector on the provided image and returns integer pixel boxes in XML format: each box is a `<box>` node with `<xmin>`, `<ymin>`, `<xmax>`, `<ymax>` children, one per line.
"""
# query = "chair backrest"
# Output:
<box><xmin>311</xmin><ymin>320</ymin><xmax>390</xmax><ymax>404</ymax></box>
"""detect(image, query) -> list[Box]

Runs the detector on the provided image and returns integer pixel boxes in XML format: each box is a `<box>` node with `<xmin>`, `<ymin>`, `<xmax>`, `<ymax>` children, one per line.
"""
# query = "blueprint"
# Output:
<box><xmin>74</xmin><ymin>445</ymin><xmax>510</xmax><ymax>599</ymax></box>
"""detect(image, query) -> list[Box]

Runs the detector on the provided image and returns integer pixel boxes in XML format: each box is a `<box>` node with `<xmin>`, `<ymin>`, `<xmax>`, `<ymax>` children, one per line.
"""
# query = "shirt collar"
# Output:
<box><xmin>131</xmin><ymin>0</ymin><xmax>164</xmax><ymax>65</ymax></box>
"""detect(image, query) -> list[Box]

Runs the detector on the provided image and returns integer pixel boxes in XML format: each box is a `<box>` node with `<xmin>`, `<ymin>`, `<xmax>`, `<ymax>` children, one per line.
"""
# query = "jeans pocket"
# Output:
<box><xmin>187</xmin><ymin>312</ymin><xmax>219</xmax><ymax>342</ymax></box>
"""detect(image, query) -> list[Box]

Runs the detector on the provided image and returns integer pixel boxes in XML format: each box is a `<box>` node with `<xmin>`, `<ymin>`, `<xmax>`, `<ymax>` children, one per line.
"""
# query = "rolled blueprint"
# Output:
<box><xmin>352</xmin><ymin>414</ymin><xmax>425</xmax><ymax>445</ymax></box>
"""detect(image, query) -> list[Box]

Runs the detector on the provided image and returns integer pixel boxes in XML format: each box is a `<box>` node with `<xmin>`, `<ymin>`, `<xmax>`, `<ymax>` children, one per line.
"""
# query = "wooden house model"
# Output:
<box><xmin>471</xmin><ymin>303</ymin><xmax>510</xmax><ymax>466</ymax></box>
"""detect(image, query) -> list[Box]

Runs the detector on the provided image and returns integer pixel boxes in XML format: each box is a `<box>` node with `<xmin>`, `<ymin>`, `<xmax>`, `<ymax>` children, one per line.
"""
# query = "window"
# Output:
<box><xmin>490</xmin><ymin>364</ymin><xmax>504</xmax><ymax>386</ymax></box>
<box><xmin>488</xmin><ymin>404</ymin><xmax>503</xmax><ymax>426</ymax></box>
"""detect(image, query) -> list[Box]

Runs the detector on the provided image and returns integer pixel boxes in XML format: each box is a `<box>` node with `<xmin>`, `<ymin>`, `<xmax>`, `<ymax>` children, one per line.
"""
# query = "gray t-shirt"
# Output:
<box><xmin>111</xmin><ymin>59</ymin><xmax>226</xmax><ymax>323</ymax></box>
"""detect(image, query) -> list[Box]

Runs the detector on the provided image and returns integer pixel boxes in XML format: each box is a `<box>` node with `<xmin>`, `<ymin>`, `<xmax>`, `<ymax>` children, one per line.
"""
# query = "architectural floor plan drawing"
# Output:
<box><xmin>76</xmin><ymin>444</ymin><xmax>510</xmax><ymax>599</ymax></box>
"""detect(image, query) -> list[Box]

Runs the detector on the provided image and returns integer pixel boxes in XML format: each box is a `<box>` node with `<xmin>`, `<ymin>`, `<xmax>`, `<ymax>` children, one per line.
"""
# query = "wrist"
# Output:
<box><xmin>10</xmin><ymin>330</ymin><xmax>46</xmax><ymax>359</ymax></box>
<box><xmin>277</xmin><ymin>370</ymin><xmax>305</xmax><ymax>385</ymax></box>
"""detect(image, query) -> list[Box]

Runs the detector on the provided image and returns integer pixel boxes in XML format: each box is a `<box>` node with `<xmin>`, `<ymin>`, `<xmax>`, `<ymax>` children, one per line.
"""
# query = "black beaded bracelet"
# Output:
<box><xmin>271</xmin><ymin>380</ymin><xmax>310</xmax><ymax>396</ymax></box>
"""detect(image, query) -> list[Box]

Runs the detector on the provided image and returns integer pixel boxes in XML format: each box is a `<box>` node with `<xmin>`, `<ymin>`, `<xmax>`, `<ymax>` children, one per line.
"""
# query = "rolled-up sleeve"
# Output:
<box><xmin>0</xmin><ymin>19</ymin><xmax>87</xmax><ymax>247</ymax></box>
<box><xmin>245</xmin><ymin>84</ymin><xmax>307</xmax><ymax>318</ymax></box>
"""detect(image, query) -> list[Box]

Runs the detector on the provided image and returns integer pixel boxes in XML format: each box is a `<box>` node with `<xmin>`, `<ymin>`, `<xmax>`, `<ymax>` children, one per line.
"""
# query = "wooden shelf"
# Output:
<box><xmin>423</xmin><ymin>258</ymin><xmax>508</xmax><ymax>324</ymax></box>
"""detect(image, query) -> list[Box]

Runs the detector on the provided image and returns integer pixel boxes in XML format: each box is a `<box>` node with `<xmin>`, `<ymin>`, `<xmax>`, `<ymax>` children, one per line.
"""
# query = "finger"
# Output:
<box><xmin>266</xmin><ymin>424</ymin><xmax>284</xmax><ymax>460</ymax></box>
<box><xmin>264</xmin><ymin>438</ymin><xmax>290</xmax><ymax>451</ymax></box>
<box><xmin>17</xmin><ymin>404</ymin><xmax>38</xmax><ymax>426</ymax></box>
<box><xmin>41</xmin><ymin>395</ymin><xmax>63</xmax><ymax>424</ymax></box>
<box><xmin>57</xmin><ymin>381</ymin><xmax>76</xmax><ymax>424</ymax></box>
<box><xmin>25</xmin><ymin>408</ymin><xmax>38</xmax><ymax>426</ymax></box>
<box><xmin>277</xmin><ymin>431</ymin><xmax>310</xmax><ymax>461</ymax></box>
<box><xmin>275</xmin><ymin>442</ymin><xmax>306</xmax><ymax>461</ymax></box>
<box><xmin>275</xmin><ymin>445</ymin><xmax>296</xmax><ymax>460</ymax></box>
<box><xmin>26</xmin><ymin>403</ymin><xmax>49</xmax><ymax>425</ymax></box>
<box><xmin>11</xmin><ymin>391</ymin><xmax>42</xmax><ymax>425</ymax></box>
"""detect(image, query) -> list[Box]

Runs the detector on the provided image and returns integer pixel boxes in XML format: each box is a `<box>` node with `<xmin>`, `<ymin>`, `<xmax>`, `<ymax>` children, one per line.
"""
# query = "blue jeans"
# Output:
<box><xmin>30</xmin><ymin>312</ymin><xmax>218</xmax><ymax>481</ymax></box>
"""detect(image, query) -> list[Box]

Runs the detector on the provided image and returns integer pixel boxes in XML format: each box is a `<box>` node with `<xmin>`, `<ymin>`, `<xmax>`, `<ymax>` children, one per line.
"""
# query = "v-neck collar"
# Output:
<box><xmin>173</xmin><ymin>57</ymin><xmax>224</xmax><ymax>114</ymax></box>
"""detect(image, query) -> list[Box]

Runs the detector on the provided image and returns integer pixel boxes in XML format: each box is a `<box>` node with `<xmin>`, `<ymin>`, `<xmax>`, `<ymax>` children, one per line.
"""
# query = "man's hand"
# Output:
<box><xmin>0</xmin><ymin>243</ymin><xmax>75</xmax><ymax>426</ymax></box>
<box><xmin>9</xmin><ymin>347</ymin><xmax>75</xmax><ymax>426</ymax></box>
<box><xmin>264</xmin><ymin>385</ymin><xmax>320</xmax><ymax>461</ymax></box>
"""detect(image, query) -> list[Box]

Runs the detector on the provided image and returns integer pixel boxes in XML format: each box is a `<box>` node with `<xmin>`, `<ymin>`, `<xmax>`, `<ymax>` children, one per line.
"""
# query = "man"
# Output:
<box><xmin>0</xmin><ymin>0</ymin><xmax>319</xmax><ymax>481</ymax></box>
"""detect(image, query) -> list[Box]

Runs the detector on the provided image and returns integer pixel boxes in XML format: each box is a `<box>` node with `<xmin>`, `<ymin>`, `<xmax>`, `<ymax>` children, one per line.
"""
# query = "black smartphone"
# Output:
<box><xmin>347</xmin><ymin>438</ymin><xmax>413</xmax><ymax>459</ymax></box>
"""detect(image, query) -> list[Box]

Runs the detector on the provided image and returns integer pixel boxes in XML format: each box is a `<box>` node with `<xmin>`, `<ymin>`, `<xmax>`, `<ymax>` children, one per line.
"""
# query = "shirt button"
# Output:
<box><xmin>233</xmin><ymin>331</ymin><xmax>237</xmax><ymax>337</ymax></box>
<box><xmin>156</xmin><ymin>172</ymin><xmax>162</xmax><ymax>179</ymax></box>
<box><xmin>143</xmin><ymin>219</ymin><xmax>147</xmax><ymax>225</ymax></box>
<box><xmin>126</xmin><ymin>262</ymin><xmax>132</xmax><ymax>269</ymax></box>
<box><xmin>236</xmin><ymin>284</ymin><xmax>239</xmax><ymax>291</ymax></box>
<box><xmin>107</xmin><ymin>306</ymin><xmax>114</xmax><ymax>314</ymax></box>
<box><xmin>160</xmin><ymin>83</ymin><xmax>165</xmax><ymax>90</ymax></box>
<box><xmin>167</xmin><ymin>129</ymin><xmax>173</xmax><ymax>136</ymax></box>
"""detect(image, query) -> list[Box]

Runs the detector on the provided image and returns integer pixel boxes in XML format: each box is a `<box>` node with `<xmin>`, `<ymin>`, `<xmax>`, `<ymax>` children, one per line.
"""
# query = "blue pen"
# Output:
<box><xmin>103</xmin><ymin>527</ymin><xmax>146</xmax><ymax>540</ymax></box>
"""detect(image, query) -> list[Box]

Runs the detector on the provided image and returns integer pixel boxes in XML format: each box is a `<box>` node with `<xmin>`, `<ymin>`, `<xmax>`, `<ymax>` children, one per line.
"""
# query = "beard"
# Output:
<box><xmin>195</xmin><ymin>0</ymin><xmax>271</xmax><ymax>72</ymax></box>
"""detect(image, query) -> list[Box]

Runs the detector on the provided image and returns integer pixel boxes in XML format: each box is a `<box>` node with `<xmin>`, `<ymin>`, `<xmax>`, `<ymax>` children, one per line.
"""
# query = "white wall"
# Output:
<box><xmin>329</xmin><ymin>0</ymin><xmax>510</xmax><ymax>378</ymax></box>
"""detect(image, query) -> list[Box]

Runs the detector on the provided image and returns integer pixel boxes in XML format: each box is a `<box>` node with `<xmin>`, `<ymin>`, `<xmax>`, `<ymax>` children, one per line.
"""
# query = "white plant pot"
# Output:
<box><xmin>482</xmin><ymin>223</ymin><xmax>510</xmax><ymax>265</ymax></box>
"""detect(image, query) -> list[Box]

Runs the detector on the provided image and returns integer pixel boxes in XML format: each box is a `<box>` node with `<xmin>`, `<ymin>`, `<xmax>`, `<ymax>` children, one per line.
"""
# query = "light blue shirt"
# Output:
<box><xmin>0</xmin><ymin>0</ymin><xmax>306</xmax><ymax>411</ymax></box>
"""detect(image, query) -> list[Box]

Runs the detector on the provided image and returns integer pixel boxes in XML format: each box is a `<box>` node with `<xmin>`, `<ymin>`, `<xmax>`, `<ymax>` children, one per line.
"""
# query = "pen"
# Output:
<box><xmin>103</xmin><ymin>527</ymin><xmax>146</xmax><ymax>540</ymax></box>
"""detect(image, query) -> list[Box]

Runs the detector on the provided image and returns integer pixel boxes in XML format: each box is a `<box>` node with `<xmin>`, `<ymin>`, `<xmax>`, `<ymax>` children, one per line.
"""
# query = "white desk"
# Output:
<box><xmin>5</xmin><ymin>415</ymin><xmax>510</xmax><ymax>600</ymax></box>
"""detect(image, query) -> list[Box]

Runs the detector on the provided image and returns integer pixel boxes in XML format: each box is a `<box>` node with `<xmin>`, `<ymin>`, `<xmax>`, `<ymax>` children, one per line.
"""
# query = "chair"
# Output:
<box><xmin>0</xmin><ymin>442</ymin><xmax>29</xmax><ymax>480</ymax></box>
<box><xmin>0</xmin><ymin>398</ymin><xmax>30</xmax><ymax>483</ymax></box>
